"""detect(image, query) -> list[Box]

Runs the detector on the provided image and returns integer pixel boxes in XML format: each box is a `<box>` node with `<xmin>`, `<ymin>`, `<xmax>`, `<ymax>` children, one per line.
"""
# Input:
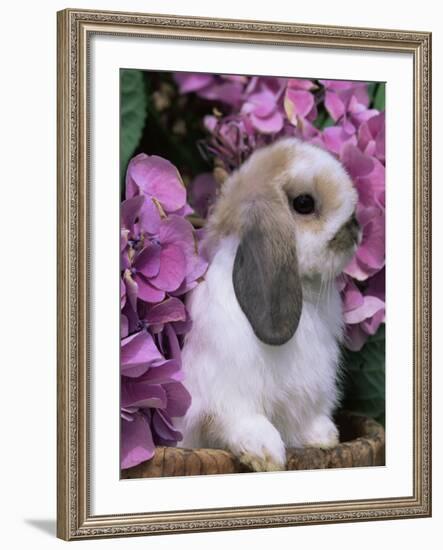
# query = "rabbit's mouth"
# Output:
<box><xmin>328</xmin><ymin>213</ymin><xmax>361</xmax><ymax>253</ymax></box>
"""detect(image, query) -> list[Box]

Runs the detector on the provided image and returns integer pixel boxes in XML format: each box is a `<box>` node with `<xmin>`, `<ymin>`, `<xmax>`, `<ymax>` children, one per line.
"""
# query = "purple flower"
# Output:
<box><xmin>340</xmin><ymin>143</ymin><xmax>385</xmax><ymax>282</ymax></box>
<box><xmin>126</xmin><ymin>153</ymin><xmax>190</xmax><ymax>216</ymax></box>
<box><xmin>358</xmin><ymin>112</ymin><xmax>385</xmax><ymax>163</ymax></box>
<box><xmin>174</xmin><ymin>73</ymin><xmax>246</xmax><ymax>107</ymax></box>
<box><xmin>320</xmin><ymin>125</ymin><xmax>357</xmax><ymax>156</ymax></box>
<box><xmin>203</xmin><ymin>114</ymin><xmax>259</xmax><ymax>171</ymax></box>
<box><xmin>341</xmin><ymin>270</ymin><xmax>385</xmax><ymax>351</ymax></box>
<box><xmin>124</xmin><ymin>218</ymin><xmax>185</xmax><ymax>305</ymax></box>
<box><xmin>284</xmin><ymin>79</ymin><xmax>317</xmax><ymax>127</ymax></box>
<box><xmin>344</xmin><ymin>205</ymin><xmax>385</xmax><ymax>281</ymax></box>
<box><xmin>123</xmin><ymin>214</ymin><xmax>208</xmax><ymax>305</ymax></box>
<box><xmin>321</xmin><ymin>80</ymin><xmax>371</xmax><ymax>124</ymax></box>
<box><xmin>121</xmin><ymin>193</ymin><xmax>162</xmax><ymax>239</ymax></box>
<box><xmin>174</xmin><ymin>72</ymin><xmax>214</xmax><ymax>94</ymax></box>
<box><xmin>189</xmin><ymin>172</ymin><xmax>218</xmax><ymax>218</ymax></box>
<box><xmin>120</xmin><ymin>330</ymin><xmax>191</xmax><ymax>468</ymax></box>
<box><xmin>120</xmin><ymin>153</ymin><xmax>208</xmax><ymax>469</ymax></box>
<box><xmin>241</xmin><ymin>86</ymin><xmax>284</xmax><ymax>133</ymax></box>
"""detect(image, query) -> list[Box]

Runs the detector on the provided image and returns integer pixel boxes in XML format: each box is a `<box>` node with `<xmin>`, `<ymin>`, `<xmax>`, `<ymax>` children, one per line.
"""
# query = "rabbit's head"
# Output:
<box><xmin>206</xmin><ymin>137</ymin><xmax>360</xmax><ymax>346</ymax></box>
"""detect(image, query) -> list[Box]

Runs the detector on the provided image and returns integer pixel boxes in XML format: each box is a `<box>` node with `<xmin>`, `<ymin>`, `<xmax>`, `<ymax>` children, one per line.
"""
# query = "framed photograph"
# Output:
<box><xmin>57</xmin><ymin>8</ymin><xmax>431</xmax><ymax>540</ymax></box>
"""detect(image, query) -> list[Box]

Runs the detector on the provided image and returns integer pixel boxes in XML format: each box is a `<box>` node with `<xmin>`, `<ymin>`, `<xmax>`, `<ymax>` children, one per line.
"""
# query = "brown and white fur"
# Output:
<box><xmin>176</xmin><ymin>137</ymin><xmax>360</xmax><ymax>472</ymax></box>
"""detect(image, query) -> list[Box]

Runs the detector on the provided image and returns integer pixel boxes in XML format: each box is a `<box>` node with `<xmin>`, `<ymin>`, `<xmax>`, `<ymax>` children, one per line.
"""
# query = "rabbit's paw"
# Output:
<box><xmin>227</xmin><ymin>415</ymin><xmax>286</xmax><ymax>472</ymax></box>
<box><xmin>239</xmin><ymin>450</ymin><xmax>285</xmax><ymax>472</ymax></box>
<box><xmin>302</xmin><ymin>415</ymin><xmax>339</xmax><ymax>449</ymax></box>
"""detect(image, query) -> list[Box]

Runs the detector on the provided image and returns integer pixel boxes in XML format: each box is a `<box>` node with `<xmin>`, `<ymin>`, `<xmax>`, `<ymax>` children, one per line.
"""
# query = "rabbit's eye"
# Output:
<box><xmin>292</xmin><ymin>194</ymin><xmax>315</xmax><ymax>215</ymax></box>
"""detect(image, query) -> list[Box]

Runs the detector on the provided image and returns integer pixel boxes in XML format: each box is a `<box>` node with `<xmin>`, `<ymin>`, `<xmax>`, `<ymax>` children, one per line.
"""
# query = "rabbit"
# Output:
<box><xmin>176</xmin><ymin>137</ymin><xmax>360</xmax><ymax>472</ymax></box>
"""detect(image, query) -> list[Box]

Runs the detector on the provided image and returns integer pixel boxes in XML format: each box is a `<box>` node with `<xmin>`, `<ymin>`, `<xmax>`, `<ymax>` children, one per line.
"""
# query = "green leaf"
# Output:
<box><xmin>320</xmin><ymin>115</ymin><xmax>335</xmax><ymax>129</ymax></box>
<box><xmin>341</xmin><ymin>324</ymin><xmax>385</xmax><ymax>425</ymax></box>
<box><xmin>120</xmin><ymin>69</ymin><xmax>147</xmax><ymax>184</ymax></box>
<box><xmin>367</xmin><ymin>82</ymin><xmax>377</xmax><ymax>101</ymax></box>
<box><xmin>373</xmin><ymin>83</ymin><xmax>386</xmax><ymax>112</ymax></box>
<box><xmin>312</xmin><ymin>108</ymin><xmax>335</xmax><ymax>131</ymax></box>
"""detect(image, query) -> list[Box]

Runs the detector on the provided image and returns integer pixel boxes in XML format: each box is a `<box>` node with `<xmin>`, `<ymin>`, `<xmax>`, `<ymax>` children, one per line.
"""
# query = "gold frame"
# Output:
<box><xmin>57</xmin><ymin>8</ymin><xmax>432</xmax><ymax>540</ymax></box>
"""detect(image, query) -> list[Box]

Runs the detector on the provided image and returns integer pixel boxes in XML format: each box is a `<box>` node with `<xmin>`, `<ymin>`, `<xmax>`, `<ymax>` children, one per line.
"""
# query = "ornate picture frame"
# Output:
<box><xmin>57</xmin><ymin>8</ymin><xmax>431</xmax><ymax>540</ymax></box>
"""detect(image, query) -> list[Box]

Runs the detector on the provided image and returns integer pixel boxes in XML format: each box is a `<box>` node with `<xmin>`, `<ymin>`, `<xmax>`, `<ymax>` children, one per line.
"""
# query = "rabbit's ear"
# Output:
<box><xmin>233</xmin><ymin>210</ymin><xmax>303</xmax><ymax>346</ymax></box>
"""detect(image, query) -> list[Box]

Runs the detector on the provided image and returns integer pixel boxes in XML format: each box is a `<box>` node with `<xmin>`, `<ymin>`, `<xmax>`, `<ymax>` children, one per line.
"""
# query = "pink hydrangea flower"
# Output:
<box><xmin>121</xmin><ymin>330</ymin><xmax>191</xmax><ymax>468</ymax></box>
<box><xmin>358</xmin><ymin>112</ymin><xmax>385</xmax><ymax>163</ymax></box>
<box><xmin>126</xmin><ymin>153</ymin><xmax>191</xmax><ymax>216</ymax></box>
<box><xmin>284</xmin><ymin>79</ymin><xmax>317</xmax><ymax>127</ymax></box>
<box><xmin>341</xmin><ymin>270</ymin><xmax>385</xmax><ymax>351</ymax></box>
<box><xmin>321</xmin><ymin>80</ymin><xmax>375</xmax><ymax>128</ymax></box>
<box><xmin>123</xmin><ymin>215</ymin><xmax>207</xmax><ymax>305</ymax></box>
<box><xmin>241</xmin><ymin>86</ymin><xmax>284</xmax><ymax>133</ymax></box>
<box><xmin>189</xmin><ymin>172</ymin><xmax>218</xmax><ymax>218</ymax></box>
<box><xmin>173</xmin><ymin>73</ymin><xmax>246</xmax><ymax>107</ymax></box>
<box><xmin>120</xmin><ymin>155</ymin><xmax>207</xmax><ymax>469</ymax></box>
<box><xmin>344</xmin><ymin>205</ymin><xmax>385</xmax><ymax>281</ymax></box>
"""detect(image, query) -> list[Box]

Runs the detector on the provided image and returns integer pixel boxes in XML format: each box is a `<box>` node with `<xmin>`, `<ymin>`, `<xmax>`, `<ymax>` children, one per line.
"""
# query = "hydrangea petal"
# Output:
<box><xmin>361</xmin><ymin>308</ymin><xmax>385</xmax><ymax>335</ymax></box>
<box><xmin>325</xmin><ymin>91</ymin><xmax>345</xmax><ymax>121</ymax></box>
<box><xmin>164</xmin><ymin>382</ymin><xmax>192</xmax><ymax>417</ymax></box>
<box><xmin>121</xmin><ymin>330</ymin><xmax>164</xmax><ymax>377</ymax></box>
<box><xmin>344</xmin><ymin>295</ymin><xmax>385</xmax><ymax>324</ymax></box>
<box><xmin>137</xmin><ymin>198</ymin><xmax>162</xmax><ymax>235</ymax></box>
<box><xmin>341</xmin><ymin>143</ymin><xmax>374</xmax><ymax>180</ymax></box>
<box><xmin>351</xmin><ymin>108</ymin><xmax>379</xmax><ymax>126</ymax></box>
<box><xmin>358</xmin><ymin>229</ymin><xmax>385</xmax><ymax>268</ymax></box>
<box><xmin>174</xmin><ymin>72</ymin><xmax>214</xmax><ymax>93</ymax></box>
<box><xmin>159</xmin><ymin>215</ymin><xmax>195</xmax><ymax>248</ymax></box>
<box><xmin>190</xmin><ymin>173</ymin><xmax>217</xmax><ymax>218</ymax></box>
<box><xmin>121</xmin><ymin>279</ymin><xmax>126</xmax><ymax>308</ymax></box>
<box><xmin>121</xmin><ymin>229</ymin><xmax>129</xmax><ymax>251</ymax></box>
<box><xmin>123</xmin><ymin>270</ymin><xmax>139</xmax><ymax>311</ymax></box>
<box><xmin>139</xmin><ymin>360</ymin><xmax>183</xmax><ymax>385</ymax></box>
<box><xmin>343</xmin><ymin>256</ymin><xmax>371</xmax><ymax>281</ymax></box>
<box><xmin>342</xmin><ymin>280</ymin><xmax>364</xmax><ymax>312</ymax></box>
<box><xmin>121</xmin><ymin>381</ymin><xmax>167</xmax><ymax>409</ymax></box>
<box><xmin>152</xmin><ymin>410</ymin><xmax>182</xmax><ymax>442</ymax></box>
<box><xmin>164</xmin><ymin>324</ymin><xmax>181</xmax><ymax>363</ymax></box>
<box><xmin>250</xmin><ymin>110</ymin><xmax>284</xmax><ymax>133</ymax></box>
<box><xmin>174</xmin><ymin>203</ymin><xmax>194</xmax><ymax>217</ymax></box>
<box><xmin>285</xmin><ymin>89</ymin><xmax>315</xmax><ymax>120</ymax></box>
<box><xmin>121</xmin><ymin>314</ymin><xmax>128</xmax><ymax>338</ymax></box>
<box><xmin>358</xmin><ymin>112</ymin><xmax>385</xmax><ymax>162</ymax></box>
<box><xmin>145</xmin><ymin>297</ymin><xmax>186</xmax><ymax>324</ymax></box>
<box><xmin>149</xmin><ymin>244</ymin><xmax>186</xmax><ymax>292</ymax></box>
<box><xmin>172</xmin><ymin>315</ymin><xmax>193</xmax><ymax>336</ymax></box>
<box><xmin>121</xmin><ymin>195</ymin><xmax>144</xmax><ymax>230</ymax></box>
<box><xmin>243</xmin><ymin>90</ymin><xmax>276</xmax><ymax>117</ymax></box>
<box><xmin>322</xmin><ymin>126</ymin><xmax>356</xmax><ymax>155</ymax></box>
<box><xmin>344</xmin><ymin>324</ymin><xmax>368</xmax><ymax>351</ymax></box>
<box><xmin>126</xmin><ymin>154</ymin><xmax>187</xmax><ymax>213</ymax></box>
<box><xmin>287</xmin><ymin>78</ymin><xmax>317</xmax><ymax>91</ymax></box>
<box><xmin>185</xmin><ymin>252</ymin><xmax>208</xmax><ymax>282</ymax></box>
<box><xmin>121</xmin><ymin>414</ymin><xmax>155</xmax><ymax>469</ymax></box>
<box><xmin>199</xmin><ymin>82</ymin><xmax>243</xmax><ymax>106</ymax></box>
<box><xmin>134</xmin><ymin>274</ymin><xmax>166</xmax><ymax>303</ymax></box>
<box><xmin>356</xmin><ymin>209</ymin><xmax>385</xmax><ymax>270</ymax></box>
<box><xmin>320</xmin><ymin>80</ymin><xmax>355</xmax><ymax>91</ymax></box>
<box><xmin>135</xmin><ymin>242</ymin><xmax>161</xmax><ymax>278</ymax></box>
<box><xmin>122</xmin><ymin>300</ymin><xmax>140</xmax><ymax>335</ymax></box>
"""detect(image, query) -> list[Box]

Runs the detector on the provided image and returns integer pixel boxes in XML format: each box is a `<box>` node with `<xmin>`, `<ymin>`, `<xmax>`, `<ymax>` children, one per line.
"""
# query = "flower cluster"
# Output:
<box><xmin>175</xmin><ymin>73</ymin><xmax>385</xmax><ymax>351</ymax></box>
<box><xmin>120</xmin><ymin>154</ymin><xmax>208</xmax><ymax>469</ymax></box>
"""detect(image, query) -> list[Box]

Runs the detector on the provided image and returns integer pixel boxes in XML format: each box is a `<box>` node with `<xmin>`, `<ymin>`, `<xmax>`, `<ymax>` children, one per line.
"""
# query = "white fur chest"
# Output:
<box><xmin>180</xmin><ymin>237</ymin><xmax>344</xmax><ymax>450</ymax></box>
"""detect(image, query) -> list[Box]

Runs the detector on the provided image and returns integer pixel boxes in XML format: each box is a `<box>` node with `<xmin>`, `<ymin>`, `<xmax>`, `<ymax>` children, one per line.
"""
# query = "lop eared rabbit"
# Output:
<box><xmin>177</xmin><ymin>137</ymin><xmax>360</xmax><ymax>472</ymax></box>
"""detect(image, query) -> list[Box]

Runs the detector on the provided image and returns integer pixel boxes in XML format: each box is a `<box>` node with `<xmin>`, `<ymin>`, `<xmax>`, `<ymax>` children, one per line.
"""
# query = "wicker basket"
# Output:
<box><xmin>121</xmin><ymin>411</ymin><xmax>385</xmax><ymax>479</ymax></box>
